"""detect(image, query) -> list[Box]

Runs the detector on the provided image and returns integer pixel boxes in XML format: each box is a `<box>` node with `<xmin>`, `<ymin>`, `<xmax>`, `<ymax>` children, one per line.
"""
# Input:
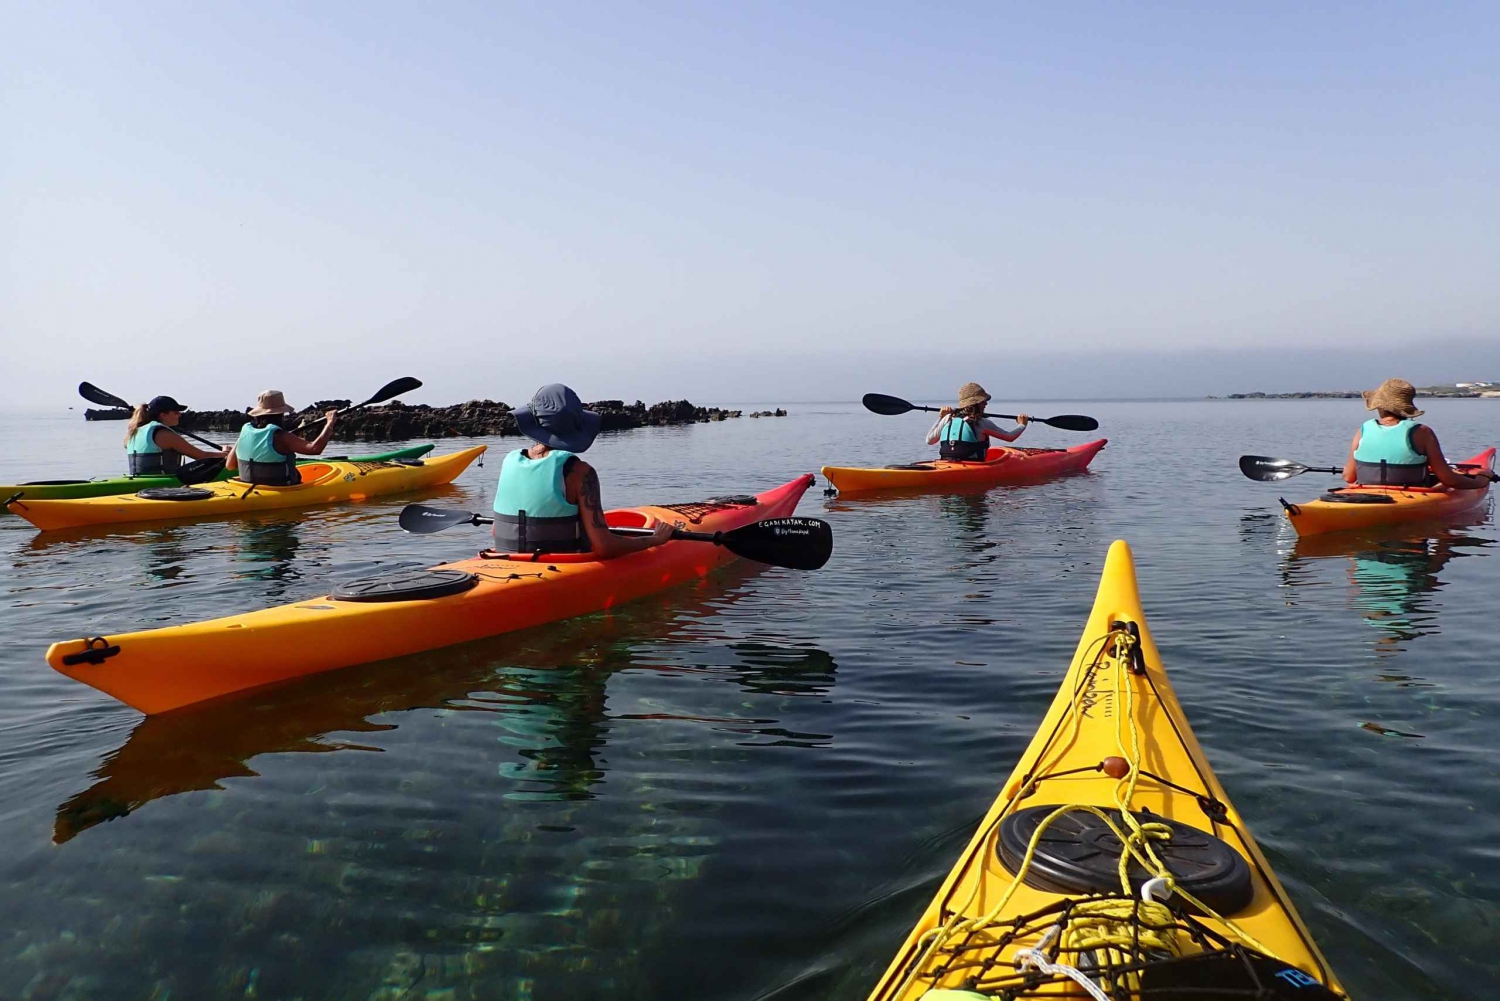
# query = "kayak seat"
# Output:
<box><xmin>136</xmin><ymin>487</ymin><xmax>216</xmax><ymax>501</ymax></box>
<box><xmin>997</xmin><ymin>804</ymin><xmax>1254</xmax><ymax>915</ymax></box>
<box><xmin>332</xmin><ymin>569</ymin><xmax>478</xmax><ymax>602</ymax></box>
<box><xmin>1320</xmin><ymin>492</ymin><xmax>1397</xmax><ymax>504</ymax></box>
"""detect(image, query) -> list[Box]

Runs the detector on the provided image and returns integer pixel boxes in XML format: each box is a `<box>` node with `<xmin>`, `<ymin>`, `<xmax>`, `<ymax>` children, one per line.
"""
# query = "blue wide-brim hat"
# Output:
<box><xmin>512</xmin><ymin>383</ymin><xmax>602</xmax><ymax>453</ymax></box>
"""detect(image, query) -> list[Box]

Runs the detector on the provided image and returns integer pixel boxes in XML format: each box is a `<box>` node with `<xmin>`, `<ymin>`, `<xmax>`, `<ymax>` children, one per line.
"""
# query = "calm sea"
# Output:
<box><xmin>2</xmin><ymin>399</ymin><xmax>1497</xmax><ymax>1000</ymax></box>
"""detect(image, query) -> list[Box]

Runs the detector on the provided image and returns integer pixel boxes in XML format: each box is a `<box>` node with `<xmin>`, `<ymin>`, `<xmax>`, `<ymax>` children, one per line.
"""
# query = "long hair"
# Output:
<box><xmin>959</xmin><ymin>402</ymin><xmax>986</xmax><ymax>421</ymax></box>
<box><xmin>124</xmin><ymin>404</ymin><xmax>152</xmax><ymax>446</ymax></box>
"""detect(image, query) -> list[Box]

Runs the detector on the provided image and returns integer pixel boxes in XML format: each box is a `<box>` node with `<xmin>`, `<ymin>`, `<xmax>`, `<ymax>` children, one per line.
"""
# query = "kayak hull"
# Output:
<box><xmin>0</xmin><ymin>444</ymin><xmax>436</xmax><ymax>503</ymax></box>
<box><xmin>822</xmin><ymin>439</ymin><xmax>1105</xmax><ymax>493</ymax></box>
<box><xmin>7</xmin><ymin>446</ymin><xmax>485</xmax><ymax>531</ymax></box>
<box><xmin>1286</xmin><ymin>447</ymin><xmax>1494</xmax><ymax>537</ymax></box>
<box><xmin>864</xmin><ymin>540</ymin><xmax>1343</xmax><ymax>1000</ymax></box>
<box><xmin>46</xmin><ymin>473</ymin><xmax>814</xmax><ymax>714</ymax></box>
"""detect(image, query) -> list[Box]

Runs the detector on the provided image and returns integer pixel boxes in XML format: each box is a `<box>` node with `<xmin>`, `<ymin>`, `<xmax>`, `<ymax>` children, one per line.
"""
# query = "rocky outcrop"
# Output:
<box><xmin>88</xmin><ymin>398</ymin><xmax>761</xmax><ymax>441</ymax></box>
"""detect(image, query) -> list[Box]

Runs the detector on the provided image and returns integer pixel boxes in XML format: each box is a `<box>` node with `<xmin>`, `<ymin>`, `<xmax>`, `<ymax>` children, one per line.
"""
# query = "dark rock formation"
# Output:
<box><xmin>87</xmin><ymin>398</ymin><xmax>753</xmax><ymax>441</ymax></box>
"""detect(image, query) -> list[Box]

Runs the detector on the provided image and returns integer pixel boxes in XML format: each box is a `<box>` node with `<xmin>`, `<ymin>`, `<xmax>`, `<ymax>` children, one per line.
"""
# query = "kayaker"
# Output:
<box><xmin>1343</xmin><ymin>379</ymin><xmax>1493</xmax><ymax>489</ymax></box>
<box><xmin>123</xmin><ymin>395</ymin><xmax>228</xmax><ymax>475</ymax></box>
<box><xmin>225</xmin><ymin>390</ymin><xmax>338</xmax><ymax>486</ymax></box>
<box><xmin>491</xmin><ymin>384</ymin><xmax>674</xmax><ymax>558</ymax></box>
<box><xmin>926</xmin><ymin>383</ymin><xmax>1029</xmax><ymax>461</ymax></box>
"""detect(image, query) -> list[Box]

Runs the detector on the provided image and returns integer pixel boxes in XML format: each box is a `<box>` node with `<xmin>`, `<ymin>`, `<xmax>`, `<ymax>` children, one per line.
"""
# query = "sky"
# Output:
<box><xmin>3</xmin><ymin>1</ymin><xmax>1498</xmax><ymax>406</ymax></box>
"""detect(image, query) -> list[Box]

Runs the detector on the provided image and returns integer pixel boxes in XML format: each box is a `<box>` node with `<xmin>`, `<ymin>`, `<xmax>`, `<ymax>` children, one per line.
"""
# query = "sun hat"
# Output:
<box><xmin>1362</xmin><ymin>378</ymin><xmax>1424</xmax><ymax>419</ymax></box>
<box><xmin>512</xmin><ymin>384</ymin><xmax>602</xmax><ymax>453</ymax></box>
<box><xmin>957</xmin><ymin>382</ymin><xmax>992</xmax><ymax>410</ymax></box>
<box><xmin>146</xmin><ymin>395</ymin><xmax>186</xmax><ymax>416</ymax></box>
<box><xmin>248</xmin><ymin>390</ymin><xmax>298</xmax><ymax>417</ymax></box>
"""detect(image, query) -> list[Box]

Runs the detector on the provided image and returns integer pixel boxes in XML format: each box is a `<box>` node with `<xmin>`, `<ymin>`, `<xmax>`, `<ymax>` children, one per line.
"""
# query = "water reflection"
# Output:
<box><xmin>936</xmin><ymin>491</ymin><xmax>989</xmax><ymax>543</ymax></box>
<box><xmin>1281</xmin><ymin>523</ymin><xmax>1493</xmax><ymax>653</ymax></box>
<box><xmin>55</xmin><ymin>566</ymin><xmax>837</xmax><ymax>842</ymax></box>
<box><xmin>229</xmin><ymin>518</ymin><xmax>304</xmax><ymax>587</ymax></box>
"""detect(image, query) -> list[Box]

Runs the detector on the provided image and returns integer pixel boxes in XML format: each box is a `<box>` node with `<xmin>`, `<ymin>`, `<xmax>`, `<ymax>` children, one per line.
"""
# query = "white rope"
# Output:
<box><xmin>1012</xmin><ymin>925</ymin><xmax>1112</xmax><ymax>1001</ymax></box>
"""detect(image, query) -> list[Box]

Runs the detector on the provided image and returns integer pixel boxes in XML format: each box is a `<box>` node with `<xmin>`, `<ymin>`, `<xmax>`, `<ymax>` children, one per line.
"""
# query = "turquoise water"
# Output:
<box><xmin>1</xmin><ymin>399</ymin><xmax>1497</xmax><ymax>999</ymax></box>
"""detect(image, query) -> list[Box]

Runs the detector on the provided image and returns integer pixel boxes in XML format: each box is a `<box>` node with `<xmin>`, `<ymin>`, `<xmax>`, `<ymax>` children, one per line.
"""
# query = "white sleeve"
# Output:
<box><xmin>925</xmin><ymin>416</ymin><xmax>947</xmax><ymax>444</ymax></box>
<box><xmin>980</xmin><ymin>417</ymin><xmax>1023</xmax><ymax>437</ymax></box>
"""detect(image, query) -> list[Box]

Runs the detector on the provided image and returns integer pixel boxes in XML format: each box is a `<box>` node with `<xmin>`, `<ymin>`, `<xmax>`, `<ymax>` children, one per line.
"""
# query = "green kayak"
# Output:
<box><xmin>1</xmin><ymin>443</ymin><xmax>438</xmax><ymax>505</ymax></box>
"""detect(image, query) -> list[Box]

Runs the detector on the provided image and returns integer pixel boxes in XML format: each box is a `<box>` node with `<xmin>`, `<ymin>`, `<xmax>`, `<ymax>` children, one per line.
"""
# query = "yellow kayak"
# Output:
<box><xmin>866</xmin><ymin>540</ymin><xmax>1345</xmax><ymax>1001</ymax></box>
<box><xmin>4</xmin><ymin>446</ymin><xmax>486</xmax><ymax>531</ymax></box>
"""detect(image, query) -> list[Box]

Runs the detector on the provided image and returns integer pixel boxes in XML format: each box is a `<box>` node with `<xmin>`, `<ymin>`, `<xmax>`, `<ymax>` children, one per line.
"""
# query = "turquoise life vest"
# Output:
<box><xmin>1352</xmin><ymin>419</ymin><xmax>1428</xmax><ymax>486</ymax></box>
<box><xmin>234</xmin><ymin>422</ymin><xmax>300</xmax><ymax>486</ymax></box>
<box><xmin>126</xmin><ymin>421</ymin><xmax>181</xmax><ymax>475</ymax></box>
<box><xmin>491</xmin><ymin>448</ymin><xmax>589</xmax><ymax>553</ymax></box>
<box><xmin>939</xmin><ymin>416</ymin><xmax>988</xmax><ymax>462</ymax></box>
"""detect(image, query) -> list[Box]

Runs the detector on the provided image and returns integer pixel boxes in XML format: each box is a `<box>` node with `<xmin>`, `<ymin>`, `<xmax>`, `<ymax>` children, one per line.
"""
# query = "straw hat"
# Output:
<box><xmin>957</xmin><ymin>382</ymin><xmax>991</xmax><ymax>409</ymax></box>
<box><xmin>248</xmin><ymin>390</ymin><xmax>297</xmax><ymax>417</ymax></box>
<box><xmin>1362</xmin><ymin>378</ymin><xmax>1423</xmax><ymax>419</ymax></box>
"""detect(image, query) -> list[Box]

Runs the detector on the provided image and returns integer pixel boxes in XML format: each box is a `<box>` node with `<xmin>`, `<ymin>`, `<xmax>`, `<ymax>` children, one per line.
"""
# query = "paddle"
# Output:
<box><xmin>173</xmin><ymin>457</ymin><xmax>227</xmax><ymax>485</ymax></box>
<box><xmin>1241</xmin><ymin>454</ymin><xmax>1498</xmax><ymax>484</ymax></box>
<box><xmin>1237</xmin><ymin>455</ymin><xmax>1344</xmax><ymax>482</ymax></box>
<box><xmin>290</xmin><ymin>376</ymin><xmax>422</xmax><ymax>434</ymax></box>
<box><xmin>861</xmin><ymin>393</ymin><xmax>1099</xmax><ymax>432</ymax></box>
<box><xmin>398</xmin><ymin>504</ymin><xmax>834</xmax><ymax>571</ymax></box>
<box><xmin>78</xmin><ymin>382</ymin><xmax>225</xmax><ymax>450</ymax></box>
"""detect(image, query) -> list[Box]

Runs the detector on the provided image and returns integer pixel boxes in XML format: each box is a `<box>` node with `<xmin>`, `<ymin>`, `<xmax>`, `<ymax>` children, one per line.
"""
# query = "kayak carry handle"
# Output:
<box><xmin>61</xmin><ymin>637</ymin><xmax>122</xmax><ymax>667</ymax></box>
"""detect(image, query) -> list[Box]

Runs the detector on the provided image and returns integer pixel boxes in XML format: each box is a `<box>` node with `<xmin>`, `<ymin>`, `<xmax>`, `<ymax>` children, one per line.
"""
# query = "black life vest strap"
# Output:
<box><xmin>491</xmin><ymin>510</ymin><xmax>591</xmax><ymax>554</ymax></box>
<box><xmin>239</xmin><ymin>456</ymin><xmax>301</xmax><ymax>486</ymax></box>
<box><xmin>1354</xmin><ymin>459</ymin><xmax>1428</xmax><ymax>487</ymax></box>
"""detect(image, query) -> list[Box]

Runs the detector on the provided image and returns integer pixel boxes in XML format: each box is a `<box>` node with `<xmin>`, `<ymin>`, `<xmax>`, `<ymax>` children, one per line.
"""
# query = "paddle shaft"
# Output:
<box><xmin>906</xmin><ymin>403</ymin><xmax>1029</xmax><ymax>422</ymax></box>
<box><xmin>465</xmin><ymin>514</ymin><xmax>707</xmax><ymax>541</ymax></box>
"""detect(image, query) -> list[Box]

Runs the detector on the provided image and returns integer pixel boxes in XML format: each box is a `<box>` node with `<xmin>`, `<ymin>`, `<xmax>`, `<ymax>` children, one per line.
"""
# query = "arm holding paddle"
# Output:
<box><xmin>924</xmin><ymin>408</ymin><xmax>1030</xmax><ymax>445</ymax></box>
<box><xmin>1408</xmin><ymin>426</ymin><xmax>1495</xmax><ymax>489</ymax></box>
<box><xmin>571</xmin><ymin>462</ymin><xmax>675</xmax><ymax>559</ymax></box>
<box><xmin>282</xmin><ymin>411</ymin><xmax>339</xmax><ymax>457</ymax></box>
<box><xmin>151</xmin><ymin>426</ymin><xmax>229</xmax><ymax>462</ymax></box>
<box><xmin>226</xmin><ymin>412</ymin><xmax>338</xmax><ymax>473</ymax></box>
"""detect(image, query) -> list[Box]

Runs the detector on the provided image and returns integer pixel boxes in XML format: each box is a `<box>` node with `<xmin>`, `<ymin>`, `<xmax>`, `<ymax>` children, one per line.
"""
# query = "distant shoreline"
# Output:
<box><xmin>1210</xmin><ymin>389</ymin><xmax>1499</xmax><ymax>400</ymax></box>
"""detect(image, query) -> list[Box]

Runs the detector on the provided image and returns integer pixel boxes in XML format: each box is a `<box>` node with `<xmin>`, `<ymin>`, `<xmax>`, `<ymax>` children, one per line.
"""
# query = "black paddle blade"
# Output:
<box><xmin>720</xmin><ymin>517</ymin><xmax>833</xmax><ymax>571</ymax></box>
<box><xmin>398</xmin><ymin>504</ymin><xmax>489</xmax><ymax>534</ymax></box>
<box><xmin>1239</xmin><ymin>455</ymin><xmax>1312</xmax><ymax>482</ymax></box>
<box><xmin>358</xmin><ymin>376</ymin><xmax>423</xmax><ymax>409</ymax></box>
<box><xmin>79</xmin><ymin>381</ymin><xmax>131</xmax><ymax>410</ymax></box>
<box><xmin>862</xmin><ymin>392</ymin><xmax>917</xmax><ymax>416</ymax></box>
<box><xmin>1037</xmin><ymin>414</ymin><xmax>1099</xmax><ymax>432</ymax></box>
<box><xmin>174</xmin><ymin>458</ymin><xmax>226</xmax><ymax>485</ymax></box>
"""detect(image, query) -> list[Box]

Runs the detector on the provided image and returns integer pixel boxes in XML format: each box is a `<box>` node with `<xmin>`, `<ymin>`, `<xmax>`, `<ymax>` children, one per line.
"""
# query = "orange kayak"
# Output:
<box><xmin>822</xmin><ymin>439</ymin><xmax>1106</xmax><ymax>494</ymax></box>
<box><xmin>47</xmin><ymin>474</ymin><xmax>815</xmax><ymax>714</ymax></box>
<box><xmin>1284</xmin><ymin>447</ymin><xmax>1494</xmax><ymax>537</ymax></box>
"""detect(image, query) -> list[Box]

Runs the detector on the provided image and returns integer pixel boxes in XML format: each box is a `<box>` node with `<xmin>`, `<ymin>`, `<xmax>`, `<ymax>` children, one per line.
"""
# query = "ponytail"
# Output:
<box><xmin>124</xmin><ymin>404</ymin><xmax>151</xmax><ymax>446</ymax></box>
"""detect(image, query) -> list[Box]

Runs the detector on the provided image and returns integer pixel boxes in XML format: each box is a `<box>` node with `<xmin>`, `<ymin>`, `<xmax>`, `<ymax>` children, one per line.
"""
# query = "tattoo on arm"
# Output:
<box><xmin>580</xmin><ymin>468</ymin><xmax>609</xmax><ymax>529</ymax></box>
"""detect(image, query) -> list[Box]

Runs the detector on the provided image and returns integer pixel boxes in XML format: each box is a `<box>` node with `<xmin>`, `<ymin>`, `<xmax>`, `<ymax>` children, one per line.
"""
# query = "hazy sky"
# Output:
<box><xmin>4</xmin><ymin>2</ymin><xmax>1497</xmax><ymax>405</ymax></box>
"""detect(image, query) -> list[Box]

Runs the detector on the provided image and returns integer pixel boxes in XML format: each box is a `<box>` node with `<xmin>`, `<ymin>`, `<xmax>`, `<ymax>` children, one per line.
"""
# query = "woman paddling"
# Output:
<box><xmin>124</xmin><ymin>396</ymin><xmax>228</xmax><ymax>476</ymax></box>
<box><xmin>1344</xmin><ymin>378</ymin><xmax>1492</xmax><ymax>489</ymax></box>
<box><xmin>926</xmin><ymin>383</ymin><xmax>1029</xmax><ymax>461</ymax></box>
<box><xmin>491</xmin><ymin>384</ymin><xmax>674</xmax><ymax>559</ymax></box>
<box><xmin>225</xmin><ymin>390</ymin><xmax>337</xmax><ymax>486</ymax></box>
